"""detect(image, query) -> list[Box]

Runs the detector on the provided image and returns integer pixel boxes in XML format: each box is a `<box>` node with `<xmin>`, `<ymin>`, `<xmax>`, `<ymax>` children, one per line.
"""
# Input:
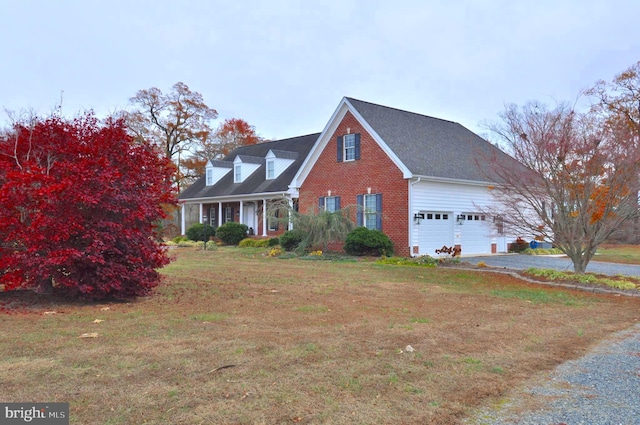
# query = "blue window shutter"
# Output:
<box><xmin>356</xmin><ymin>194</ymin><xmax>363</xmax><ymax>226</ymax></box>
<box><xmin>354</xmin><ymin>134</ymin><xmax>361</xmax><ymax>160</ymax></box>
<box><xmin>337</xmin><ymin>136</ymin><xmax>343</xmax><ymax>162</ymax></box>
<box><xmin>318</xmin><ymin>197</ymin><xmax>325</xmax><ymax>211</ymax></box>
<box><xmin>335</xmin><ymin>196</ymin><xmax>341</xmax><ymax>210</ymax></box>
<box><xmin>375</xmin><ymin>194</ymin><xmax>382</xmax><ymax>231</ymax></box>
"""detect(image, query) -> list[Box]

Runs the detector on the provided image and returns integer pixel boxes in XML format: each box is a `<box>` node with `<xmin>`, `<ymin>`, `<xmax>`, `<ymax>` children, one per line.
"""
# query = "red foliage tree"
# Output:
<box><xmin>0</xmin><ymin>113</ymin><xmax>177</xmax><ymax>299</ymax></box>
<box><xmin>196</xmin><ymin>118</ymin><xmax>265</xmax><ymax>161</ymax></box>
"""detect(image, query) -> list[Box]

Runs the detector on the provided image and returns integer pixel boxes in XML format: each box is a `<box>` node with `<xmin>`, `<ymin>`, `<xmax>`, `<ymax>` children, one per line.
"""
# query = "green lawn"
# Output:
<box><xmin>1</xmin><ymin>247</ymin><xmax>639</xmax><ymax>424</ymax></box>
<box><xmin>595</xmin><ymin>244</ymin><xmax>640</xmax><ymax>264</ymax></box>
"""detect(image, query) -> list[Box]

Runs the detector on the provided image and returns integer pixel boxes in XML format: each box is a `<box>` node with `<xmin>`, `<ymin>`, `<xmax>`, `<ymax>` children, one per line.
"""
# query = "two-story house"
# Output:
<box><xmin>179</xmin><ymin>97</ymin><xmax>523</xmax><ymax>256</ymax></box>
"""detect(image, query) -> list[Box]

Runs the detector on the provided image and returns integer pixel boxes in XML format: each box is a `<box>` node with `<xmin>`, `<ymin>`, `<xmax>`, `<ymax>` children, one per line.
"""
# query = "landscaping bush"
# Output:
<box><xmin>279</xmin><ymin>229</ymin><xmax>305</xmax><ymax>251</ymax></box>
<box><xmin>185</xmin><ymin>223</ymin><xmax>216</xmax><ymax>242</ymax></box>
<box><xmin>215</xmin><ymin>222</ymin><xmax>249</xmax><ymax>245</ymax></box>
<box><xmin>254</xmin><ymin>239</ymin><xmax>272</xmax><ymax>248</ymax></box>
<box><xmin>376</xmin><ymin>255</ymin><xmax>437</xmax><ymax>267</ymax></box>
<box><xmin>268</xmin><ymin>237</ymin><xmax>280</xmax><ymax>247</ymax></box>
<box><xmin>172</xmin><ymin>235</ymin><xmax>189</xmax><ymax>243</ymax></box>
<box><xmin>238</xmin><ymin>238</ymin><xmax>257</xmax><ymax>248</ymax></box>
<box><xmin>344</xmin><ymin>227</ymin><xmax>394</xmax><ymax>256</ymax></box>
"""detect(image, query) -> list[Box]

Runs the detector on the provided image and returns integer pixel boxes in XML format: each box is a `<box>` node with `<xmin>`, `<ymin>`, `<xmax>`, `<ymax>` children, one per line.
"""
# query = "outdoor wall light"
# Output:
<box><xmin>414</xmin><ymin>213</ymin><xmax>425</xmax><ymax>224</ymax></box>
<box><xmin>456</xmin><ymin>214</ymin><xmax>466</xmax><ymax>224</ymax></box>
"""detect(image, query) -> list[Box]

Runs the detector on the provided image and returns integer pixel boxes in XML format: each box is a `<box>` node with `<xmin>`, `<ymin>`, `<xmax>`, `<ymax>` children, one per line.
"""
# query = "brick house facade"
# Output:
<box><xmin>297</xmin><ymin>111</ymin><xmax>410</xmax><ymax>255</ymax></box>
<box><xmin>180</xmin><ymin>97</ymin><xmax>525</xmax><ymax>256</ymax></box>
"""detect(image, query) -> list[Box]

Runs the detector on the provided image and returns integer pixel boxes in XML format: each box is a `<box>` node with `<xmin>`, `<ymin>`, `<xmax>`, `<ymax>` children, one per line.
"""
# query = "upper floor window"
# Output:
<box><xmin>234</xmin><ymin>165</ymin><xmax>241</xmax><ymax>183</ymax></box>
<box><xmin>344</xmin><ymin>134</ymin><xmax>356</xmax><ymax>161</ymax></box>
<box><xmin>266</xmin><ymin>159</ymin><xmax>275</xmax><ymax>180</ymax></box>
<box><xmin>337</xmin><ymin>133</ymin><xmax>361</xmax><ymax>162</ymax></box>
<box><xmin>206</xmin><ymin>168</ymin><xmax>213</xmax><ymax>186</ymax></box>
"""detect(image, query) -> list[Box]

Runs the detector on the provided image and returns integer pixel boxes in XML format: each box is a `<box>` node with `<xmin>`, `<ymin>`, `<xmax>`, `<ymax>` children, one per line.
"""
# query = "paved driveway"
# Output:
<box><xmin>461</xmin><ymin>254</ymin><xmax>640</xmax><ymax>277</ymax></box>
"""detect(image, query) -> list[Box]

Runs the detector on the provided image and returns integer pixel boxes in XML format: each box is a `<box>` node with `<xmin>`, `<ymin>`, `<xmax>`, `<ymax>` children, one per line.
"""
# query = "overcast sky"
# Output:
<box><xmin>2</xmin><ymin>0</ymin><xmax>639</xmax><ymax>140</ymax></box>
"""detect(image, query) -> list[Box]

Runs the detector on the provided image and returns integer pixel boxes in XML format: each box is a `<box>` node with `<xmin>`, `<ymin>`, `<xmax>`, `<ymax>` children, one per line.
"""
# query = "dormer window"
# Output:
<box><xmin>206</xmin><ymin>168</ymin><xmax>213</xmax><ymax>185</ymax></box>
<box><xmin>266</xmin><ymin>159</ymin><xmax>275</xmax><ymax>180</ymax></box>
<box><xmin>234</xmin><ymin>165</ymin><xmax>242</xmax><ymax>183</ymax></box>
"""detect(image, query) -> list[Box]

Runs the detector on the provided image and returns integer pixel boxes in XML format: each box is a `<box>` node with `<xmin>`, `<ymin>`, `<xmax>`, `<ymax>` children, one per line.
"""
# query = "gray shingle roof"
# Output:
<box><xmin>270</xmin><ymin>149</ymin><xmax>298</xmax><ymax>159</ymax></box>
<box><xmin>179</xmin><ymin>133</ymin><xmax>319</xmax><ymax>200</ymax></box>
<box><xmin>346</xmin><ymin>97</ymin><xmax>522</xmax><ymax>183</ymax></box>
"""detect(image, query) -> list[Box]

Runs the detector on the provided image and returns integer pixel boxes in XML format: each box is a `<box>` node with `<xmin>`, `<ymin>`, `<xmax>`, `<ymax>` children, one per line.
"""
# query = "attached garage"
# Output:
<box><xmin>418</xmin><ymin>212</ymin><xmax>454</xmax><ymax>256</ymax></box>
<box><xmin>460</xmin><ymin>213</ymin><xmax>491</xmax><ymax>255</ymax></box>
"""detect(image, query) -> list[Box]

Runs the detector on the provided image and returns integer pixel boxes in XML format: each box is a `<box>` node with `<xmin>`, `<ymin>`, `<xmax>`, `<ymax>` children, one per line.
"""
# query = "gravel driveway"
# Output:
<box><xmin>461</xmin><ymin>254</ymin><xmax>640</xmax><ymax>277</ymax></box>
<box><xmin>461</xmin><ymin>254</ymin><xmax>640</xmax><ymax>425</ymax></box>
<box><xmin>466</xmin><ymin>323</ymin><xmax>640</xmax><ymax>425</ymax></box>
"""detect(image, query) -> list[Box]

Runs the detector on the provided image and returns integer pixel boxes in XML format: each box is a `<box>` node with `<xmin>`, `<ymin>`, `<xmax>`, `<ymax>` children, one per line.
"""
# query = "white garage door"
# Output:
<box><xmin>461</xmin><ymin>213</ymin><xmax>491</xmax><ymax>255</ymax></box>
<box><xmin>418</xmin><ymin>212</ymin><xmax>454</xmax><ymax>256</ymax></box>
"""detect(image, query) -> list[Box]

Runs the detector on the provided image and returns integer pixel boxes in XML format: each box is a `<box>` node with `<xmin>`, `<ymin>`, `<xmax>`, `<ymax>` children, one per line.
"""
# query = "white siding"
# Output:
<box><xmin>410</xmin><ymin>180</ymin><xmax>511</xmax><ymax>255</ymax></box>
<box><xmin>272</xmin><ymin>158</ymin><xmax>295</xmax><ymax>178</ymax></box>
<box><xmin>210</xmin><ymin>167</ymin><xmax>231</xmax><ymax>184</ymax></box>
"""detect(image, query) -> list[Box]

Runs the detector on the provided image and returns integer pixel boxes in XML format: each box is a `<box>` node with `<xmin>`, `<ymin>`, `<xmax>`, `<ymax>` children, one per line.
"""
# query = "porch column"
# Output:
<box><xmin>199</xmin><ymin>203</ymin><xmax>203</xmax><ymax>223</ymax></box>
<box><xmin>288</xmin><ymin>198</ymin><xmax>294</xmax><ymax>230</ymax></box>
<box><xmin>262</xmin><ymin>199</ymin><xmax>268</xmax><ymax>236</ymax></box>
<box><xmin>239</xmin><ymin>200</ymin><xmax>243</xmax><ymax>225</ymax></box>
<box><xmin>181</xmin><ymin>203</ymin><xmax>186</xmax><ymax>235</ymax></box>
<box><xmin>218</xmin><ymin>203</ymin><xmax>223</xmax><ymax>227</ymax></box>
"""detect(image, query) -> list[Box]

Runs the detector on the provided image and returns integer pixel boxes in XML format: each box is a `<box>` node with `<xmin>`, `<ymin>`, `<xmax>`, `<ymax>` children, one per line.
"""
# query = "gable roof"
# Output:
<box><xmin>293</xmin><ymin>97</ymin><xmax>524</xmax><ymax>187</ymax></box>
<box><xmin>179</xmin><ymin>133</ymin><xmax>319</xmax><ymax>200</ymax></box>
<box><xmin>344</xmin><ymin>97</ymin><xmax>521</xmax><ymax>183</ymax></box>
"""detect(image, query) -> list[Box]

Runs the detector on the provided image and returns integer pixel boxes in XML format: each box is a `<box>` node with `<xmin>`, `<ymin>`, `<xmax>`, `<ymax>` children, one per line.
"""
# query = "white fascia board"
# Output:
<box><xmin>411</xmin><ymin>174</ymin><xmax>497</xmax><ymax>187</ymax></box>
<box><xmin>344</xmin><ymin>98</ymin><xmax>412</xmax><ymax>179</ymax></box>
<box><xmin>180</xmin><ymin>191</ymin><xmax>293</xmax><ymax>204</ymax></box>
<box><xmin>291</xmin><ymin>98</ymin><xmax>350</xmax><ymax>189</ymax></box>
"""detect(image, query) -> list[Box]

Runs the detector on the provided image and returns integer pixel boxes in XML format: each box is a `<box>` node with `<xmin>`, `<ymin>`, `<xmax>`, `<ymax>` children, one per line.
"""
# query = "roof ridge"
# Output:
<box><xmin>345</xmin><ymin>97</ymin><xmax>459</xmax><ymax>125</ymax></box>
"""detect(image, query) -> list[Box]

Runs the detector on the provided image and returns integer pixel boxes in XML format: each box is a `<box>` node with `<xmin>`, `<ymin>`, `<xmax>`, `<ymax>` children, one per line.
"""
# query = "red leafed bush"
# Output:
<box><xmin>0</xmin><ymin>113</ymin><xmax>177</xmax><ymax>300</ymax></box>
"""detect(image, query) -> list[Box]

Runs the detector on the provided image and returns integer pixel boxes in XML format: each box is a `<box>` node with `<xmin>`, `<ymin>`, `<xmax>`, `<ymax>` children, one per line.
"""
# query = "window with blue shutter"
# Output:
<box><xmin>338</xmin><ymin>134</ymin><xmax>361</xmax><ymax>162</ymax></box>
<box><xmin>358</xmin><ymin>193</ymin><xmax>382</xmax><ymax>230</ymax></box>
<box><xmin>319</xmin><ymin>196</ymin><xmax>341</xmax><ymax>212</ymax></box>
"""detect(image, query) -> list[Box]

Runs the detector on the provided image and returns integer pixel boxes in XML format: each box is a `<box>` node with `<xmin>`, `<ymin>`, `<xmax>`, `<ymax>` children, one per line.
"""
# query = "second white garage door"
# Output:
<box><xmin>460</xmin><ymin>213</ymin><xmax>491</xmax><ymax>255</ymax></box>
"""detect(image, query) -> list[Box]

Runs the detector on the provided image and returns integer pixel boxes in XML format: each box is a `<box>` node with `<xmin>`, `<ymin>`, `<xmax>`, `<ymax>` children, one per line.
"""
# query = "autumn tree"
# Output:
<box><xmin>485</xmin><ymin>100</ymin><xmax>640</xmax><ymax>273</ymax></box>
<box><xmin>125</xmin><ymin>82</ymin><xmax>218</xmax><ymax>190</ymax></box>
<box><xmin>0</xmin><ymin>113</ymin><xmax>176</xmax><ymax>299</ymax></box>
<box><xmin>196</xmin><ymin>117</ymin><xmax>265</xmax><ymax>161</ymax></box>
<box><xmin>588</xmin><ymin>61</ymin><xmax>640</xmax><ymax>242</ymax></box>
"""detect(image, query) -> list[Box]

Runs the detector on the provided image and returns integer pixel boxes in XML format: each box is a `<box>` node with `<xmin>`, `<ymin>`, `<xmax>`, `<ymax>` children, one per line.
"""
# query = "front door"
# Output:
<box><xmin>243</xmin><ymin>203</ymin><xmax>256</xmax><ymax>234</ymax></box>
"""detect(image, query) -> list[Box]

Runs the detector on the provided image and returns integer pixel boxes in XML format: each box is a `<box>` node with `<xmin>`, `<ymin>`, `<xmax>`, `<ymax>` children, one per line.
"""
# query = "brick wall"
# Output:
<box><xmin>299</xmin><ymin>111</ymin><xmax>410</xmax><ymax>256</ymax></box>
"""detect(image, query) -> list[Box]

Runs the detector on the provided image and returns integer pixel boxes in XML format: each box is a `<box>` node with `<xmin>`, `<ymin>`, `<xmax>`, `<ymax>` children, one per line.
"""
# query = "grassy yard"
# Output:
<box><xmin>1</xmin><ymin>247</ymin><xmax>639</xmax><ymax>424</ymax></box>
<box><xmin>595</xmin><ymin>244</ymin><xmax>640</xmax><ymax>264</ymax></box>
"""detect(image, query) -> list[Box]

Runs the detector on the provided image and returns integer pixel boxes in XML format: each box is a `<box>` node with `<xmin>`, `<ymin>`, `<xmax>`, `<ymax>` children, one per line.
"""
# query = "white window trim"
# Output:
<box><xmin>234</xmin><ymin>165</ymin><xmax>242</xmax><ymax>183</ymax></box>
<box><xmin>206</xmin><ymin>168</ymin><xmax>213</xmax><ymax>186</ymax></box>
<box><xmin>325</xmin><ymin>196</ymin><xmax>339</xmax><ymax>212</ymax></box>
<box><xmin>266</xmin><ymin>159</ymin><xmax>275</xmax><ymax>180</ymax></box>
<box><xmin>344</xmin><ymin>134</ymin><xmax>356</xmax><ymax>162</ymax></box>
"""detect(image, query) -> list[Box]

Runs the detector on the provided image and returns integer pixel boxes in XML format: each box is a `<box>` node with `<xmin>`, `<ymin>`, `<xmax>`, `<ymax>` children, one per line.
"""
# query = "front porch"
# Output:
<box><xmin>180</xmin><ymin>197</ymin><xmax>293</xmax><ymax>237</ymax></box>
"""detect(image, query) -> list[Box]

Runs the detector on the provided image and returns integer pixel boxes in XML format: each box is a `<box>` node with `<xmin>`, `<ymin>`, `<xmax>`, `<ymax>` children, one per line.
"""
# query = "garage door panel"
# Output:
<box><xmin>418</xmin><ymin>212</ymin><xmax>453</xmax><ymax>256</ymax></box>
<box><xmin>461</xmin><ymin>213</ymin><xmax>491</xmax><ymax>255</ymax></box>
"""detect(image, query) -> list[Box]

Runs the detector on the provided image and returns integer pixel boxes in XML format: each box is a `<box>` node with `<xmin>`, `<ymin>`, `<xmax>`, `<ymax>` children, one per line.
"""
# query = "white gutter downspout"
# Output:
<box><xmin>409</xmin><ymin>177</ymin><xmax>422</xmax><ymax>257</ymax></box>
